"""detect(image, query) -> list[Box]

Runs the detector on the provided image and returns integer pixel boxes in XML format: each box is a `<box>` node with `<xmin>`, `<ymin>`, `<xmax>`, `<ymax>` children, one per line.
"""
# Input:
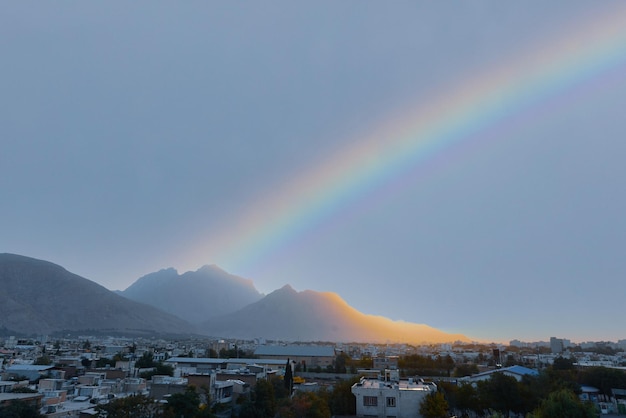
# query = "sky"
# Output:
<box><xmin>2</xmin><ymin>2</ymin><xmax>626</xmax><ymax>344</ymax></box>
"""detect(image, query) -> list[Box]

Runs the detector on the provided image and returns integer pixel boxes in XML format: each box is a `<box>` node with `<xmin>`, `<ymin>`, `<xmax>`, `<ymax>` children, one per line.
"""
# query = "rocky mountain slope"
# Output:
<box><xmin>1</xmin><ymin>253</ymin><xmax>470</xmax><ymax>343</ymax></box>
<box><xmin>201</xmin><ymin>285</ymin><xmax>469</xmax><ymax>344</ymax></box>
<box><xmin>0</xmin><ymin>253</ymin><xmax>195</xmax><ymax>336</ymax></box>
<box><xmin>120</xmin><ymin>265</ymin><xmax>263</xmax><ymax>324</ymax></box>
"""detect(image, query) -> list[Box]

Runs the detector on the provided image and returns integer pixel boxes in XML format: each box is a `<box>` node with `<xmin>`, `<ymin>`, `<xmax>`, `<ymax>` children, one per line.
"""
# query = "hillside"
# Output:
<box><xmin>0</xmin><ymin>254</ymin><xmax>195</xmax><ymax>336</ymax></box>
<box><xmin>201</xmin><ymin>285</ymin><xmax>470</xmax><ymax>344</ymax></box>
<box><xmin>120</xmin><ymin>265</ymin><xmax>263</xmax><ymax>323</ymax></box>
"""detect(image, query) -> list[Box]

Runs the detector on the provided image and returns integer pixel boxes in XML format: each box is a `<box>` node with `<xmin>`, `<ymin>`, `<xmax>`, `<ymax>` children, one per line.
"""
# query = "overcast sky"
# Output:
<box><xmin>2</xmin><ymin>2</ymin><xmax>626</xmax><ymax>343</ymax></box>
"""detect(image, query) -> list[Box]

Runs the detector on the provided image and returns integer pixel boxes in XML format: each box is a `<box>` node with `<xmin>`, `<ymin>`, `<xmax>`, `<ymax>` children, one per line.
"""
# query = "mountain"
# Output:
<box><xmin>201</xmin><ymin>285</ymin><xmax>470</xmax><ymax>344</ymax></box>
<box><xmin>120</xmin><ymin>265</ymin><xmax>263</xmax><ymax>324</ymax></box>
<box><xmin>0</xmin><ymin>254</ymin><xmax>195</xmax><ymax>336</ymax></box>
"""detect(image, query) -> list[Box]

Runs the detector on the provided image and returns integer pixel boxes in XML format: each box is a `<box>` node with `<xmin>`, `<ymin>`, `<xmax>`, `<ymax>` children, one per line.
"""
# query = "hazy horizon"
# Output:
<box><xmin>3</xmin><ymin>2</ymin><xmax>626</xmax><ymax>343</ymax></box>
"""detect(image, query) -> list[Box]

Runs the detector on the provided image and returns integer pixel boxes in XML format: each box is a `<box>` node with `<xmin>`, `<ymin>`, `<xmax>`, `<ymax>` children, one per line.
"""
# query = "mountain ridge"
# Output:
<box><xmin>0</xmin><ymin>253</ymin><xmax>195</xmax><ymax>337</ymax></box>
<box><xmin>200</xmin><ymin>284</ymin><xmax>470</xmax><ymax>344</ymax></box>
<box><xmin>1</xmin><ymin>253</ymin><xmax>470</xmax><ymax>343</ymax></box>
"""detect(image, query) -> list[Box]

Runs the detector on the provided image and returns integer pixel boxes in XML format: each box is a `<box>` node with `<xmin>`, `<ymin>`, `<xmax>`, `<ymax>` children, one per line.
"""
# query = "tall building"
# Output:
<box><xmin>550</xmin><ymin>337</ymin><xmax>564</xmax><ymax>354</ymax></box>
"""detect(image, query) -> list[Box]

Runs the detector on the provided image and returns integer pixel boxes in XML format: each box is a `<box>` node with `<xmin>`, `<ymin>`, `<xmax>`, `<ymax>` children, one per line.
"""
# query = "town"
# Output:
<box><xmin>1</xmin><ymin>335</ymin><xmax>625</xmax><ymax>417</ymax></box>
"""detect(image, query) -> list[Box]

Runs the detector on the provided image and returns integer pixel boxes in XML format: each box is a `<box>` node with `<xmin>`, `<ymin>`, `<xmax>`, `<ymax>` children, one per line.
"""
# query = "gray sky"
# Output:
<box><xmin>2</xmin><ymin>2</ymin><xmax>626</xmax><ymax>343</ymax></box>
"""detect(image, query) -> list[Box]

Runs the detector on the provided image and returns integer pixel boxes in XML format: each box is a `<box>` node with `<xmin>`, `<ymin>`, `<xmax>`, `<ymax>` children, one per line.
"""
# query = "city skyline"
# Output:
<box><xmin>2</xmin><ymin>2</ymin><xmax>626</xmax><ymax>343</ymax></box>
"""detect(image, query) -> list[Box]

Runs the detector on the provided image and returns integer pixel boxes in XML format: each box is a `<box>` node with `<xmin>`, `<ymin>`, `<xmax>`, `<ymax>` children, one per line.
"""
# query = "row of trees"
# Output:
<box><xmin>419</xmin><ymin>362</ymin><xmax>626</xmax><ymax>417</ymax></box>
<box><xmin>237</xmin><ymin>375</ymin><xmax>359</xmax><ymax>418</ymax></box>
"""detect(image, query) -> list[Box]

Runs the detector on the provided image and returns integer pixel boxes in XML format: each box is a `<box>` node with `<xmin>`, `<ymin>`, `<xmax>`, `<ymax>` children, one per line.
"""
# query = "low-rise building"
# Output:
<box><xmin>465</xmin><ymin>365</ymin><xmax>538</xmax><ymax>383</ymax></box>
<box><xmin>254</xmin><ymin>345</ymin><xmax>335</xmax><ymax>370</ymax></box>
<box><xmin>351</xmin><ymin>376</ymin><xmax>436</xmax><ymax>418</ymax></box>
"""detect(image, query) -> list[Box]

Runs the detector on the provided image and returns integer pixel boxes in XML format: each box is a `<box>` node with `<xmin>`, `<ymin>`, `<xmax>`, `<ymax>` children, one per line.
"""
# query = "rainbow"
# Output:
<box><xmin>192</xmin><ymin>5</ymin><xmax>626</xmax><ymax>275</ymax></box>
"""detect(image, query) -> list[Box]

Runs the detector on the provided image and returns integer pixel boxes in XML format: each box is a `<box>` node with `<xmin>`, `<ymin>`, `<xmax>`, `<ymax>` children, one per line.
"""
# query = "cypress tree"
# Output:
<box><xmin>284</xmin><ymin>358</ymin><xmax>293</xmax><ymax>395</ymax></box>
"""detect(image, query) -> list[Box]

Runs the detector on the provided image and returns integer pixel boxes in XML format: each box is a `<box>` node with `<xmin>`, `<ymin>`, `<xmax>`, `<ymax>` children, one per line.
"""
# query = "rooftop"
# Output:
<box><xmin>354</xmin><ymin>378</ymin><xmax>436</xmax><ymax>392</ymax></box>
<box><xmin>254</xmin><ymin>345</ymin><xmax>335</xmax><ymax>357</ymax></box>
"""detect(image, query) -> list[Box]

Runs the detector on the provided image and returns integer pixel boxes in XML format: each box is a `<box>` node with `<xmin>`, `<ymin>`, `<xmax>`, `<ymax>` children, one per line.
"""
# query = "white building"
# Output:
<box><xmin>351</xmin><ymin>375</ymin><xmax>436</xmax><ymax>418</ymax></box>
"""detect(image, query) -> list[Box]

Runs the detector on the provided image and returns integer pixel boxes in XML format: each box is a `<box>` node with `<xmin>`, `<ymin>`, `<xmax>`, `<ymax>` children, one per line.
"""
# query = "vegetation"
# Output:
<box><xmin>529</xmin><ymin>389</ymin><xmax>596</xmax><ymax>418</ymax></box>
<box><xmin>0</xmin><ymin>400</ymin><xmax>43</xmax><ymax>418</ymax></box>
<box><xmin>398</xmin><ymin>354</ymin><xmax>455</xmax><ymax>377</ymax></box>
<box><xmin>33</xmin><ymin>355</ymin><xmax>52</xmax><ymax>365</ymax></box>
<box><xmin>433</xmin><ymin>363</ymin><xmax>626</xmax><ymax>417</ymax></box>
<box><xmin>419</xmin><ymin>391</ymin><xmax>449</xmax><ymax>418</ymax></box>
<box><xmin>96</xmin><ymin>394</ymin><xmax>161</xmax><ymax>417</ymax></box>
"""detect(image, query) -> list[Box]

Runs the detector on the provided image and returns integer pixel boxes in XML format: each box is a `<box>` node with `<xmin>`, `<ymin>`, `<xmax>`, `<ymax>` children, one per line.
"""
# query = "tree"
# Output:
<box><xmin>140</xmin><ymin>362</ymin><xmax>174</xmax><ymax>380</ymax></box>
<box><xmin>334</xmin><ymin>352</ymin><xmax>349</xmax><ymax>373</ymax></box>
<box><xmin>453</xmin><ymin>363</ymin><xmax>479</xmax><ymax>377</ymax></box>
<box><xmin>239</xmin><ymin>379</ymin><xmax>276</xmax><ymax>418</ymax></box>
<box><xmin>419</xmin><ymin>391</ymin><xmax>449</xmax><ymax>418</ymax></box>
<box><xmin>531</xmin><ymin>389</ymin><xmax>596</xmax><ymax>418</ymax></box>
<box><xmin>135</xmin><ymin>351</ymin><xmax>155</xmax><ymax>369</ymax></box>
<box><xmin>97</xmin><ymin>394</ymin><xmax>161</xmax><ymax>418</ymax></box>
<box><xmin>284</xmin><ymin>359</ymin><xmax>293</xmax><ymax>396</ymax></box>
<box><xmin>579</xmin><ymin>366</ymin><xmax>626</xmax><ymax>397</ymax></box>
<box><xmin>552</xmin><ymin>356</ymin><xmax>576</xmax><ymax>371</ymax></box>
<box><xmin>162</xmin><ymin>386</ymin><xmax>214</xmax><ymax>418</ymax></box>
<box><xmin>327</xmin><ymin>377</ymin><xmax>358</xmax><ymax>416</ymax></box>
<box><xmin>290</xmin><ymin>391</ymin><xmax>331</xmax><ymax>418</ymax></box>
<box><xmin>0</xmin><ymin>400</ymin><xmax>43</xmax><ymax>418</ymax></box>
<box><xmin>34</xmin><ymin>355</ymin><xmax>52</xmax><ymax>365</ymax></box>
<box><xmin>477</xmin><ymin>372</ymin><xmax>524</xmax><ymax>417</ymax></box>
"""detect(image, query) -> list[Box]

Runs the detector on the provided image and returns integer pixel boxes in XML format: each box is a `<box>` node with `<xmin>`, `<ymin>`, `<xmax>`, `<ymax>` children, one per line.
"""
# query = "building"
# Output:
<box><xmin>5</xmin><ymin>364</ymin><xmax>55</xmax><ymax>382</ymax></box>
<box><xmin>254</xmin><ymin>345</ymin><xmax>335</xmax><ymax>370</ymax></box>
<box><xmin>373</xmin><ymin>355</ymin><xmax>399</xmax><ymax>371</ymax></box>
<box><xmin>351</xmin><ymin>376</ymin><xmax>436</xmax><ymax>418</ymax></box>
<box><xmin>165</xmin><ymin>357</ymin><xmax>285</xmax><ymax>381</ymax></box>
<box><xmin>0</xmin><ymin>392</ymin><xmax>44</xmax><ymax>410</ymax></box>
<box><xmin>550</xmin><ymin>337</ymin><xmax>564</xmax><ymax>354</ymax></box>
<box><xmin>465</xmin><ymin>365</ymin><xmax>538</xmax><ymax>383</ymax></box>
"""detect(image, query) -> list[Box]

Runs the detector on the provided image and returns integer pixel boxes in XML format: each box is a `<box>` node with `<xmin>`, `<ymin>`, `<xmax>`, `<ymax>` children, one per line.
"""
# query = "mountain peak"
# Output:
<box><xmin>121</xmin><ymin>265</ymin><xmax>263</xmax><ymax>324</ymax></box>
<box><xmin>201</xmin><ymin>285</ymin><xmax>470</xmax><ymax>344</ymax></box>
<box><xmin>0</xmin><ymin>254</ymin><xmax>194</xmax><ymax>336</ymax></box>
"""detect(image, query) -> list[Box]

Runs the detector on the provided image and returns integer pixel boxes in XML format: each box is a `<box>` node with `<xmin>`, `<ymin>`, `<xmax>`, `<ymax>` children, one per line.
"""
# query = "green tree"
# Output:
<box><xmin>34</xmin><ymin>355</ymin><xmax>52</xmax><ymax>365</ymax></box>
<box><xmin>419</xmin><ymin>391</ymin><xmax>449</xmax><ymax>418</ymax></box>
<box><xmin>552</xmin><ymin>356</ymin><xmax>576</xmax><ymax>371</ymax></box>
<box><xmin>578</xmin><ymin>366</ymin><xmax>626</xmax><ymax>397</ymax></box>
<box><xmin>162</xmin><ymin>386</ymin><xmax>214</xmax><ymax>418</ymax></box>
<box><xmin>327</xmin><ymin>377</ymin><xmax>358</xmax><ymax>416</ymax></box>
<box><xmin>97</xmin><ymin>394</ymin><xmax>161</xmax><ymax>417</ymax></box>
<box><xmin>334</xmin><ymin>352</ymin><xmax>349</xmax><ymax>373</ymax></box>
<box><xmin>530</xmin><ymin>389</ymin><xmax>596</xmax><ymax>418</ymax></box>
<box><xmin>290</xmin><ymin>391</ymin><xmax>331</xmax><ymax>418</ymax></box>
<box><xmin>455</xmin><ymin>382</ymin><xmax>484</xmax><ymax>416</ymax></box>
<box><xmin>135</xmin><ymin>351</ymin><xmax>155</xmax><ymax>369</ymax></box>
<box><xmin>284</xmin><ymin>359</ymin><xmax>293</xmax><ymax>395</ymax></box>
<box><xmin>453</xmin><ymin>363</ymin><xmax>479</xmax><ymax>377</ymax></box>
<box><xmin>0</xmin><ymin>400</ymin><xmax>43</xmax><ymax>418</ymax></box>
<box><xmin>477</xmin><ymin>372</ymin><xmax>523</xmax><ymax>417</ymax></box>
<box><xmin>239</xmin><ymin>379</ymin><xmax>276</xmax><ymax>418</ymax></box>
<box><xmin>140</xmin><ymin>362</ymin><xmax>174</xmax><ymax>380</ymax></box>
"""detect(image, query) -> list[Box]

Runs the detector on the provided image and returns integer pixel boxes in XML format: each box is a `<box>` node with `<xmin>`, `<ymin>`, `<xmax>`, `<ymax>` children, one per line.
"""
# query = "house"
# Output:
<box><xmin>373</xmin><ymin>355</ymin><xmax>399</xmax><ymax>371</ymax></box>
<box><xmin>165</xmin><ymin>357</ymin><xmax>285</xmax><ymax>381</ymax></box>
<box><xmin>5</xmin><ymin>364</ymin><xmax>54</xmax><ymax>382</ymax></box>
<box><xmin>0</xmin><ymin>392</ymin><xmax>44</xmax><ymax>410</ymax></box>
<box><xmin>149</xmin><ymin>376</ymin><xmax>188</xmax><ymax>400</ymax></box>
<box><xmin>351</xmin><ymin>376</ymin><xmax>437</xmax><ymax>418</ymax></box>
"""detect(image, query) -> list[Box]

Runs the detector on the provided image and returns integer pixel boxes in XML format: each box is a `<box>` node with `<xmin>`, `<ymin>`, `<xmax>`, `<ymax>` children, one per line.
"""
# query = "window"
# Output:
<box><xmin>386</xmin><ymin>397</ymin><xmax>396</xmax><ymax>407</ymax></box>
<box><xmin>363</xmin><ymin>396</ymin><xmax>378</xmax><ymax>406</ymax></box>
